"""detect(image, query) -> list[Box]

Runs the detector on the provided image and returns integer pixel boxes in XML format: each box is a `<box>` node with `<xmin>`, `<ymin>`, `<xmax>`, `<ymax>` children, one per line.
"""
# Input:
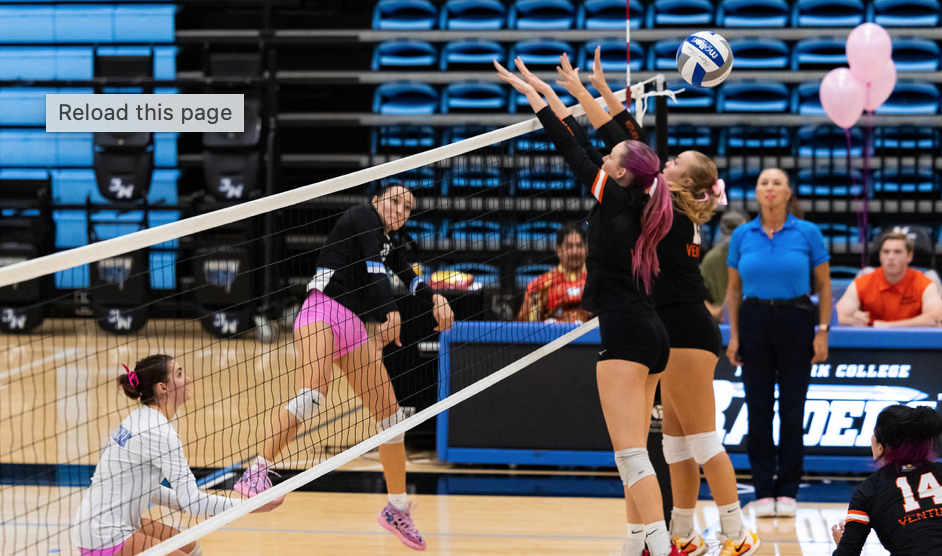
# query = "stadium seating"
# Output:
<box><xmin>717</xmin><ymin>81</ymin><xmax>790</xmax><ymax>112</ymax></box>
<box><xmin>509</xmin><ymin>0</ymin><xmax>579</xmax><ymax>29</ymax></box>
<box><xmin>582</xmin><ymin>0</ymin><xmax>645</xmax><ymax>29</ymax></box>
<box><xmin>372</xmin><ymin>41</ymin><xmax>438</xmax><ymax>71</ymax></box>
<box><xmin>373</xmin><ymin>82</ymin><xmax>439</xmax><ymax>115</ymax></box>
<box><xmin>868</xmin><ymin>0</ymin><xmax>940</xmax><ymax>26</ymax></box>
<box><xmin>373</xmin><ymin>0</ymin><xmax>438</xmax><ymax>30</ymax></box>
<box><xmin>874</xmin><ymin>81</ymin><xmax>940</xmax><ymax>114</ymax></box>
<box><xmin>890</xmin><ymin>38</ymin><xmax>940</xmax><ymax>71</ymax></box>
<box><xmin>792</xmin><ymin>0</ymin><xmax>866</xmax><ymax>26</ymax></box>
<box><xmin>440</xmin><ymin>0</ymin><xmax>508</xmax><ymax>29</ymax></box>
<box><xmin>647</xmin><ymin>0</ymin><xmax>715</xmax><ymax>26</ymax></box>
<box><xmin>716</xmin><ymin>0</ymin><xmax>791</xmax><ymax>26</ymax></box>
<box><xmin>728</xmin><ymin>38</ymin><xmax>790</xmax><ymax>68</ymax></box>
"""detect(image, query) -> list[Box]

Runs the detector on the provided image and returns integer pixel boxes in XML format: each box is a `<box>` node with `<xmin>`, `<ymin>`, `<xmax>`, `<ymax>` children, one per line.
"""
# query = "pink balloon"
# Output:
<box><xmin>846</xmin><ymin>23</ymin><xmax>893</xmax><ymax>83</ymax></box>
<box><xmin>863</xmin><ymin>60</ymin><xmax>897</xmax><ymax>111</ymax></box>
<box><xmin>820</xmin><ymin>68</ymin><xmax>866</xmax><ymax>129</ymax></box>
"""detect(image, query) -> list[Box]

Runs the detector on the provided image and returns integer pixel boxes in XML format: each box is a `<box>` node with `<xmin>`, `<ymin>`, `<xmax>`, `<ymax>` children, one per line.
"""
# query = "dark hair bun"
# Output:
<box><xmin>117</xmin><ymin>373</ymin><xmax>142</xmax><ymax>400</ymax></box>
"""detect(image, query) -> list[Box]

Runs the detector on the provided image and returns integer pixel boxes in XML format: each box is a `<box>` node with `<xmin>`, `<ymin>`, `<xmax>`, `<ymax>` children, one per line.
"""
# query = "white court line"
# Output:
<box><xmin>0</xmin><ymin>347</ymin><xmax>78</xmax><ymax>384</ymax></box>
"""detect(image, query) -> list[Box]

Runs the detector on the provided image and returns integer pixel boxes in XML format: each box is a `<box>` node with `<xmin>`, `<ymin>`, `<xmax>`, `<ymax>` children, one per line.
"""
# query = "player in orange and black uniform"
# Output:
<box><xmin>832</xmin><ymin>405</ymin><xmax>942</xmax><ymax>556</ymax></box>
<box><xmin>568</xmin><ymin>48</ymin><xmax>759</xmax><ymax>556</ymax></box>
<box><xmin>517</xmin><ymin>224</ymin><xmax>590</xmax><ymax>323</ymax></box>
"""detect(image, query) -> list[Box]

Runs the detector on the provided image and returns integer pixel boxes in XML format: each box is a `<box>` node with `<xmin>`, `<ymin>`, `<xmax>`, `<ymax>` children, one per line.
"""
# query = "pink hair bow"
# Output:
<box><xmin>698</xmin><ymin>179</ymin><xmax>727</xmax><ymax>205</ymax></box>
<box><xmin>122</xmin><ymin>363</ymin><xmax>138</xmax><ymax>387</ymax></box>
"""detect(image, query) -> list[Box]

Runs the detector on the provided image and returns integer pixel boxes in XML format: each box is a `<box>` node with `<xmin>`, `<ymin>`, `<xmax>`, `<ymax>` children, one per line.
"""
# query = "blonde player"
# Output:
<box><xmin>72</xmin><ymin>355</ymin><xmax>283</xmax><ymax>556</ymax></box>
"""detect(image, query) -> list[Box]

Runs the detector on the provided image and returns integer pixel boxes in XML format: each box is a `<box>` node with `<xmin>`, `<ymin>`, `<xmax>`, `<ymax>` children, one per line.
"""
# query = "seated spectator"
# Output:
<box><xmin>836</xmin><ymin>231</ymin><xmax>942</xmax><ymax>327</ymax></box>
<box><xmin>700</xmin><ymin>209</ymin><xmax>749</xmax><ymax>322</ymax></box>
<box><xmin>516</xmin><ymin>224</ymin><xmax>590</xmax><ymax>323</ymax></box>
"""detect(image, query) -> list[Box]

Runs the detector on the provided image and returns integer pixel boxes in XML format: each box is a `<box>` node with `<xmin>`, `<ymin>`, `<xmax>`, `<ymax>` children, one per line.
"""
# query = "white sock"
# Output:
<box><xmin>252</xmin><ymin>456</ymin><xmax>274</xmax><ymax>471</ymax></box>
<box><xmin>388</xmin><ymin>492</ymin><xmax>408</xmax><ymax>510</ymax></box>
<box><xmin>644</xmin><ymin>521</ymin><xmax>671</xmax><ymax>556</ymax></box>
<box><xmin>718</xmin><ymin>501</ymin><xmax>745</xmax><ymax>539</ymax></box>
<box><xmin>670</xmin><ymin>507</ymin><xmax>696</xmax><ymax>538</ymax></box>
<box><xmin>624</xmin><ymin>523</ymin><xmax>646</xmax><ymax>556</ymax></box>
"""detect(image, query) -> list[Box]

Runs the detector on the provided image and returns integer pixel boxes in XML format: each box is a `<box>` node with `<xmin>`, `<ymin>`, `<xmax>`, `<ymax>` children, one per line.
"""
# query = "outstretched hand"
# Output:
<box><xmin>587</xmin><ymin>47</ymin><xmax>608</xmax><ymax>92</ymax></box>
<box><xmin>514</xmin><ymin>57</ymin><xmax>553</xmax><ymax>95</ymax></box>
<box><xmin>555</xmin><ymin>53</ymin><xmax>585</xmax><ymax>97</ymax></box>
<box><xmin>494</xmin><ymin>59</ymin><xmax>536</xmax><ymax>96</ymax></box>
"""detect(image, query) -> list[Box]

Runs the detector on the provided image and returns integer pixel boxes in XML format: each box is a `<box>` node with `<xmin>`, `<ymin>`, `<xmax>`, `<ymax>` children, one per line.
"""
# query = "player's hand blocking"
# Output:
<box><xmin>379</xmin><ymin>311</ymin><xmax>403</xmax><ymax>347</ymax></box>
<box><xmin>432</xmin><ymin>294</ymin><xmax>455</xmax><ymax>332</ymax></box>
<box><xmin>555</xmin><ymin>54</ymin><xmax>584</xmax><ymax>97</ymax></box>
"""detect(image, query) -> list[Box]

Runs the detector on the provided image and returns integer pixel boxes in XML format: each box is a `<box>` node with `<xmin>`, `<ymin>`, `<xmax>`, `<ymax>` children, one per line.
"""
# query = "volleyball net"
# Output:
<box><xmin>0</xmin><ymin>85</ymin><xmax>669</xmax><ymax>556</ymax></box>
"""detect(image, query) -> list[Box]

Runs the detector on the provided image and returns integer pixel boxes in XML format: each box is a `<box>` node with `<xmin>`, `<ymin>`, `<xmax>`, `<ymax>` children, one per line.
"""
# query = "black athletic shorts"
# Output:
<box><xmin>656</xmin><ymin>301</ymin><xmax>722</xmax><ymax>356</ymax></box>
<box><xmin>597</xmin><ymin>311</ymin><xmax>670</xmax><ymax>374</ymax></box>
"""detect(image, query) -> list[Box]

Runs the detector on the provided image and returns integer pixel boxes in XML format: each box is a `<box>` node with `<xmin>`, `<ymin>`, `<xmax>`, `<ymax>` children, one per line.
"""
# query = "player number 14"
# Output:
<box><xmin>896</xmin><ymin>473</ymin><xmax>942</xmax><ymax>512</ymax></box>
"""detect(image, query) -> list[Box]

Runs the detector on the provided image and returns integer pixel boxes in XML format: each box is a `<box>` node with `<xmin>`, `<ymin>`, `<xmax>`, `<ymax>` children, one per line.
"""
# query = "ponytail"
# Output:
<box><xmin>874</xmin><ymin>405</ymin><xmax>942</xmax><ymax>467</ymax></box>
<box><xmin>621</xmin><ymin>141</ymin><xmax>674</xmax><ymax>294</ymax></box>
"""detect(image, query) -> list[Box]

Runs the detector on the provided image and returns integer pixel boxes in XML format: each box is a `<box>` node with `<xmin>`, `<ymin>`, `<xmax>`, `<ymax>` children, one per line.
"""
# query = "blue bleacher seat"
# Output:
<box><xmin>371</xmin><ymin>126</ymin><xmax>436</xmax><ymax>154</ymax></box>
<box><xmin>793</xmin><ymin>0</ymin><xmax>865</xmax><ymax>26</ymax></box>
<box><xmin>817</xmin><ymin>223</ymin><xmax>861</xmax><ymax>254</ymax></box>
<box><xmin>724</xmin><ymin>169</ymin><xmax>760</xmax><ymax>200</ymax></box>
<box><xmin>114</xmin><ymin>5</ymin><xmax>175</xmax><ymax>42</ymax></box>
<box><xmin>874</xmin><ymin>81</ymin><xmax>940</xmax><ymax>115</ymax></box>
<box><xmin>792</xmin><ymin>81</ymin><xmax>825</xmax><ymax>114</ymax></box>
<box><xmin>372</xmin><ymin>41</ymin><xmax>437</xmax><ymax>71</ymax></box>
<box><xmin>581</xmin><ymin>40</ymin><xmax>645</xmax><ymax>73</ymax></box>
<box><xmin>515</xmin><ymin>263</ymin><xmax>555</xmax><ymax>290</ymax></box>
<box><xmin>509</xmin><ymin>0</ymin><xmax>579</xmax><ymax>29</ymax></box>
<box><xmin>647</xmin><ymin>0</ymin><xmax>715</xmax><ymax>26</ymax></box>
<box><xmin>667</xmin><ymin>81</ymin><xmax>715</xmax><ymax>108</ymax></box>
<box><xmin>49</xmin><ymin>168</ymin><xmax>179</xmax><ymax>206</ymax></box>
<box><xmin>718</xmin><ymin>126</ymin><xmax>791</xmax><ymax>155</ymax></box>
<box><xmin>509</xmin><ymin>39</ymin><xmax>576</xmax><ymax>69</ymax></box>
<box><xmin>791</xmin><ymin>37</ymin><xmax>848</xmax><ymax>70</ymax></box>
<box><xmin>798</xmin><ymin>168</ymin><xmax>863</xmax><ymax>196</ymax></box>
<box><xmin>450</xmin><ymin>221</ymin><xmax>504</xmax><ymax>251</ymax></box>
<box><xmin>441</xmin><ymin>82</ymin><xmax>507</xmax><ymax>113</ymax></box>
<box><xmin>582</xmin><ymin>0</ymin><xmax>645</xmax><ymax>29</ymax></box>
<box><xmin>0</xmin><ymin>130</ymin><xmax>176</xmax><ymax>168</ymax></box>
<box><xmin>873</xmin><ymin>126</ymin><xmax>939</xmax><ymax>150</ymax></box>
<box><xmin>868</xmin><ymin>0</ymin><xmax>940</xmax><ymax>26</ymax></box>
<box><xmin>373</xmin><ymin>0</ymin><xmax>438</xmax><ymax>30</ymax></box>
<box><xmin>437</xmin><ymin>262</ymin><xmax>500</xmax><ymax>289</ymax></box>
<box><xmin>515</xmin><ymin>222</ymin><xmax>563</xmax><ymax>251</ymax></box>
<box><xmin>717</xmin><ymin>0</ymin><xmax>790</xmax><ymax>26</ymax></box>
<box><xmin>512</xmin><ymin>83</ymin><xmax>573</xmax><ymax>113</ymax></box>
<box><xmin>0</xmin><ymin>47</ymin><xmax>93</xmax><ymax>80</ymax></box>
<box><xmin>649</xmin><ymin>39</ymin><xmax>683</xmax><ymax>70</ymax></box>
<box><xmin>718</xmin><ymin>81</ymin><xmax>790</xmax><ymax>112</ymax></box>
<box><xmin>0</xmin><ymin>88</ymin><xmax>93</xmax><ymax>126</ymax></box>
<box><xmin>728</xmin><ymin>38</ymin><xmax>789</xmax><ymax>69</ymax></box>
<box><xmin>53</xmin><ymin>209</ymin><xmax>180</xmax><ymax>290</ymax></box>
<box><xmin>444</xmin><ymin>163</ymin><xmax>502</xmax><ymax>195</ymax></box>
<box><xmin>515</xmin><ymin>163</ymin><xmax>575</xmax><ymax>193</ymax></box>
<box><xmin>660</xmin><ymin>126</ymin><xmax>713</xmax><ymax>149</ymax></box>
<box><xmin>373</xmin><ymin>82</ymin><xmax>439</xmax><ymax>115</ymax></box>
<box><xmin>798</xmin><ymin>126</ymin><xmax>865</xmax><ymax>157</ymax></box>
<box><xmin>0</xmin><ymin>7</ymin><xmax>54</xmax><ymax>42</ymax></box>
<box><xmin>440</xmin><ymin>0</ymin><xmax>507</xmax><ymax>29</ymax></box>
<box><xmin>394</xmin><ymin>165</ymin><xmax>438</xmax><ymax>193</ymax></box>
<box><xmin>872</xmin><ymin>167</ymin><xmax>939</xmax><ymax>194</ymax></box>
<box><xmin>890</xmin><ymin>38</ymin><xmax>940</xmax><ymax>71</ymax></box>
<box><xmin>442</xmin><ymin>125</ymin><xmax>498</xmax><ymax>144</ymax></box>
<box><xmin>402</xmin><ymin>219</ymin><xmax>438</xmax><ymax>251</ymax></box>
<box><xmin>440</xmin><ymin>40</ymin><xmax>505</xmax><ymax>71</ymax></box>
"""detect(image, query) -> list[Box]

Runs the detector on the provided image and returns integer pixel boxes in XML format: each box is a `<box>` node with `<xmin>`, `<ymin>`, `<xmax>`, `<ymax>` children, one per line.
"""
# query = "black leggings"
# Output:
<box><xmin>657</xmin><ymin>302</ymin><xmax>722</xmax><ymax>356</ymax></box>
<box><xmin>598</xmin><ymin>311</ymin><xmax>671</xmax><ymax>374</ymax></box>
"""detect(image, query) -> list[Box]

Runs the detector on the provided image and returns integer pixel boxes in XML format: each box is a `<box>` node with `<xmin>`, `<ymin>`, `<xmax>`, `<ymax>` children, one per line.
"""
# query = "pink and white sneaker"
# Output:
<box><xmin>233</xmin><ymin>463</ymin><xmax>279</xmax><ymax>497</ymax></box>
<box><xmin>378</xmin><ymin>502</ymin><xmax>426</xmax><ymax>551</ymax></box>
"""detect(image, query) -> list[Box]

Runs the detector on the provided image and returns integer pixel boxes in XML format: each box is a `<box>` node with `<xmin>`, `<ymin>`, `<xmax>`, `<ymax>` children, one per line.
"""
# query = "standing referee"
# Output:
<box><xmin>725</xmin><ymin>168</ymin><xmax>832</xmax><ymax>518</ymax></box>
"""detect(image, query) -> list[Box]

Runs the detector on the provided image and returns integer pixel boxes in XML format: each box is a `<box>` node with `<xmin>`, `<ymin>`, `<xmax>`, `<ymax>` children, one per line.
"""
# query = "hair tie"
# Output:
<box><xmin>122</xmin><ymin>363</ymin><xmax>139</xmax><ymax>388</ymax></box>
<box><xmin>697</xmin><ymin>178</ymin><xmax>728</xmax><ymax>206</ymax></box>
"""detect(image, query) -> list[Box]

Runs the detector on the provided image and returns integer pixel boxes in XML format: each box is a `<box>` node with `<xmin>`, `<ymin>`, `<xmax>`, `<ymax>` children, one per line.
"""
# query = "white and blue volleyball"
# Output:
<box><xmin>675</xmin><ymin>31</ymin><xmax>733</xmax><ymax>88</ymax></box>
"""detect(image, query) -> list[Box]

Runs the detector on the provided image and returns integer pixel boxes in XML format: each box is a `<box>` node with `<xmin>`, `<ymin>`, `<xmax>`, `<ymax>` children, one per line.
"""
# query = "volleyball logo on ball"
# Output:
<box><xmin>676</xmin><ymin>31</ymin><xmax>733</xmax><ymax>88</ymax></box>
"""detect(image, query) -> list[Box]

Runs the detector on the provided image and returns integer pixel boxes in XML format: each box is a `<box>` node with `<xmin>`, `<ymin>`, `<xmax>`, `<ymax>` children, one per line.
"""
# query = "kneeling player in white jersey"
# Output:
<box><xmin>72</xmin><ymin>355</ymin><xmax>283</xmax><ymax>556</ymax></box>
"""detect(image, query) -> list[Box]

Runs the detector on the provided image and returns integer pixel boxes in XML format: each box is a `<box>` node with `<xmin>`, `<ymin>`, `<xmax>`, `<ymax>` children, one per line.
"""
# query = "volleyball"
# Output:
<box><xmin>675</xmin><ymin>31</ymin><xmax>734</xmax><ymax>88</ymax></box>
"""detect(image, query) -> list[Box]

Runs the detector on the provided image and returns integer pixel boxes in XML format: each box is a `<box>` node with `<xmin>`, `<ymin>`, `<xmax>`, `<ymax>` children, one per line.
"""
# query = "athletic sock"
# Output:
<box><xmin>644</xmin><ymin>520</ymin><xmax>671</xmax><ymax>556</ymax></box>
<box><xmin>670</xmin><ymin>506</ymin><xmax>696</xmax><ymax>538</ymax></box>
<box><xmin>718</xmin><ymin>501</ymin><xmax>745</xmax><ymax>540</ymax></box>
<box><xmin>624</xmin><ymin>523</ymin><xmax>646</xmax><ymax>556</ymax></box>
<box><xmin>388</xmin><ymin>492</ymin><xmax>408</xmax><ymax>511</ymax></box>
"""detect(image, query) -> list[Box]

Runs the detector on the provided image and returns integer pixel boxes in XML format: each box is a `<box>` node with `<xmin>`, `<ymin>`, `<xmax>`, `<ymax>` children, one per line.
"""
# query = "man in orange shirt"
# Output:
<box><xmin>516</xmin><ymin>224</ymin><xmax>590</xmax><ymax>323</ymax></box>
<box><xmin>836</xmin><ymin>232</ymin><xmax>942</xmax><ymax>327</ymax></box>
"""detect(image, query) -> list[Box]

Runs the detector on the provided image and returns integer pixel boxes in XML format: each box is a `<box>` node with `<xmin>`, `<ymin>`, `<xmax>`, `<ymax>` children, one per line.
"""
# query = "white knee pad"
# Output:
<box><xmin>686</xmin><ymin>431</ymin><xmax>725</xmax><ymax>465</ymax></box>
<box><xmin>614</xmin><ymin>448</ymin><xmax>656</xmax><ymax>487</ymax></box>
<box><xmin>188</xmin><ymin>541</ymin><xmax>203</xmax><ymax>556</ymax></box>
<box><xmin>285</xmin><ymin>388</ymin><xmax>326</xmax><ymax>423</ymax></box>
<box><xmin>662</xmin><ymin>434</ymin><xmax>694</xmax><ymax>465</ymax></box>
<box><xmin>376</xmin><ymin>408</ymin><xmax>407</xmax><ymax>444</ymax></box>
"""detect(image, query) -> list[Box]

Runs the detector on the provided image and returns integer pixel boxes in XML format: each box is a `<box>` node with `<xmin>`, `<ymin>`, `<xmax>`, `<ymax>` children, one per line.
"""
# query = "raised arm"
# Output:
<box><xmin>587</xmin><ymin>46</ymin><xmax>629</xmax><ymax>117</ymax></box>
<box><xmin>555</xmin><ymin>54</ymin><xmax>612</xmax><ymax>131</ymax></box>
<box><xmin>513</xmin><ymin>57</ymin><xmax>572</xmax><ymax>120</ymax></box>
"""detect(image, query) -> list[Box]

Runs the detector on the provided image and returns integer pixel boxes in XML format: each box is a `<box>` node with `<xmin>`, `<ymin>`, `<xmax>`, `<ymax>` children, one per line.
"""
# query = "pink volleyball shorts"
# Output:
<box><xmin>79</xmin><ymin>542</ymin><xmax>126</xmax><ymax>556</ymax></box>
<box><xmin>294</xmin><ymin>289</ymin><xmax>369</xmax><ymax>359</ymax></box>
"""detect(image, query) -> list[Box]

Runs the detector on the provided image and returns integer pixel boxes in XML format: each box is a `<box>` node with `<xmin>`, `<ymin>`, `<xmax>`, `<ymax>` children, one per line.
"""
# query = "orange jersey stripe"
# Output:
<box><xmin>592</xmin><ymin>170</ymin><xmax>607</xmax><ymax>202</ymax></box>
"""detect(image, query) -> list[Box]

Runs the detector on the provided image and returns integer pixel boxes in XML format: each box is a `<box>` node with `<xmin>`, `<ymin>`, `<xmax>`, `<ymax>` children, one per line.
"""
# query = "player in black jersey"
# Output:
<box><xmin>560</xmin><ymin>49</ymin><xmax>760</xmax><ymax>556</ymax></box>
<box><xmin>234</xmin><ymin>184</ymin><xmax>454</xmax><ymax>551</ymax></box>
<box><xmin>497</xmin><ymin>58</ymin><xmax>683</xmax><ymax>556</ymax></box>
<box><xmin>832</xmin><ymin>404</ymin><xmax>942</xmax><ymax>556</ymax></box>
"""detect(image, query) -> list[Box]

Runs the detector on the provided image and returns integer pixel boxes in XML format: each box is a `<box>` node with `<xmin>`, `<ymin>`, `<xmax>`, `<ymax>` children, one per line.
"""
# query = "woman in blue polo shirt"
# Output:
<box><xmin>725</xmin><ymin>168</ymin><xmax>832</xmax><ymax>519</ymax></box>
